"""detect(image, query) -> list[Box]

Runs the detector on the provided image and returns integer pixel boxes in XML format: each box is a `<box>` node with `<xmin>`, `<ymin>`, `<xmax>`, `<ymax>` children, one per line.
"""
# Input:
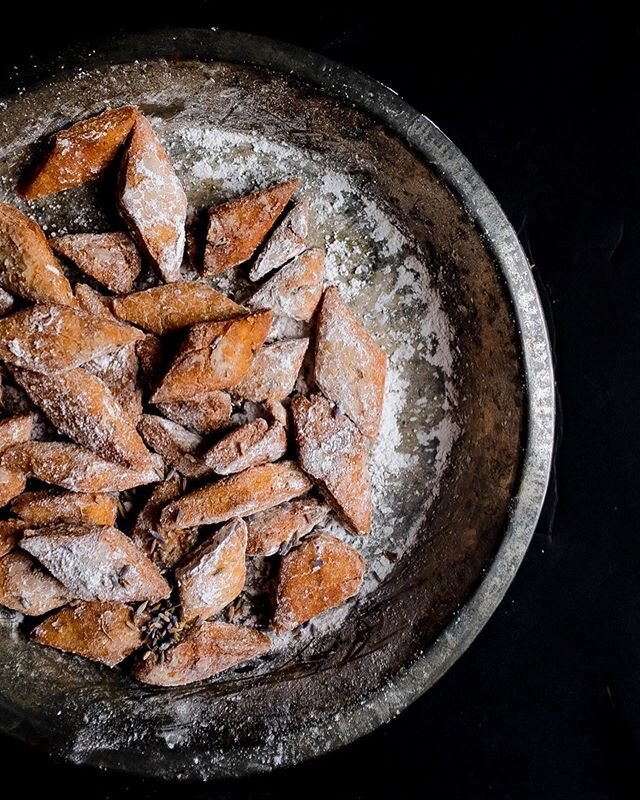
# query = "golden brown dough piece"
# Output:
<box><xmin>33</xmin><ymin>601</ymin><xmax>143</xmax><ymax>667</ymax></box>
<box><xmin>75</xmin><ymin>283</ymin><xmax>117</xmax><ymax>318</ymax></box>
<box><xmin>118</xmin><ymin>115</ymin><xmax>187</xmax><ymax>283</ymax></box>
<box><xmin>133</xmin><ymin>621</ymin><xmax>270</xmax><ymax>686</ymax></box>
<box><xmin>175</xmin><ymin>518</ymin><xmax>247</xmax><ymax>622</ymax></box>
<box><xmin>291</xmin><ymin>394</ymin><xmax>372</xmax><ymax>535</ymax></box>
<box><xmin>246</xmin><ymin>498</ymin><xmax>329</xmax><ymax>556</ymax></box>
<box><xmin>0</xmin><ymin>519</ymin><xmax>28</xmax><ymax>558</ymax></box>
<box><xmin>0</xmin><ymin>470</ymin><xmax>26</xmax><ymax>508</ymax></box>
<box><xmin>130</xmin><ymin>478</ymin><xmax>198</xmax><ymax>569</ymax></box>
<box><xmin>0</xmin><ymin>413</ymin><xmax>34</xmax><ymax>509</ymax></box>
<box><xmin>151</xmin><ymin>310</ymin><xmax>273</xmax><ymax>403</ymax></box>
<box><xmin>22</xmin><ymin>523</ymin><xmax>171</xmax><ymax>603</ymax></box>
<box><xmin>161</xmin><ymin>461</ymin><xmax>312</xmax><ymax>530</ymax></box>
<box><xmin>11</xmin><ymin>490</ymin><xmax>118</xmax><ymax>527</ymax></box>
<box><xmin>12</xmin><ymin>366</ymin><xmax>151</xmax><ymax>469</ymax></box>
<box><xmin>112</xmin><ymin>284</ymin><xmax>245</xmax><ymax>335</ymax></box>
<box><xmin>85</xmin><ymin>343</ymin><xmax>143</xmax><ymax>423</ymax></box>
<box><xmin>203</xmin><ymin>180</ymin><xmax>299</xmax><ymax>277</ymax></box>
<box><xmin>249</xmin><ymin>198</ymin><xmax>309</xmax><ymax>281</ymax></box>
<box><xmin>203</xmin><ymin>419</ymin><xmax>286</xmax><ymax>475</ymax></box>
<box><xmin>0</xmin><ymin>204</ymin><xmax>75</xmax><ymax>306</ymax></box>
<box><xmin>1</xmin><ymin>441</ymin><xmax>163</xmax><ymax>493</ymax></box>
<box><xmin>313</xmin><ymin>286</ymin><xmax>387</xmax><ymax>438</ymax></box>
<box><xmin>51</xmin><ymin>232</ymin><xmax>141</xmax><ymax>294</ymax></box>
<box><xmin>273</xmin><ymin>533</ymin><xmax>365</xmax><ymax>631</ymax></box>
<box><xmin>154</xmin><ymin>391</ymin><xmax>232</xmax><ymax>435</ymax></box>
<box><xmin>0</xmin><ymin>303</ymin><xmax>143</xmax><ymax>374</ymax></box>
<box><xmin>138</xmin><ymin>414</ymin><xmax>210</xmax><ymax>479</ymax></box>
<box><xmin>249</xmin><ymin>248</ymin><xmax>324</xmax><ymax>323</ymax></box>
<box><xmin>234</xmin><ymin>338</ymin><xmax>308</xmax><ymax>404</ymax></box>
<box><xmin>20</xmin><ymin>106</ymin><xmax>138</xmax><ymax>200</ymax></box>
<box><xmin>0</xmin><ymin>551</ymin><xmax>70</xmax><ymax>615</ymax></box>
<box><xmin>0</xmin><ymin>288</ymin><xmax>16</xmax><ymax>317</ymax></box>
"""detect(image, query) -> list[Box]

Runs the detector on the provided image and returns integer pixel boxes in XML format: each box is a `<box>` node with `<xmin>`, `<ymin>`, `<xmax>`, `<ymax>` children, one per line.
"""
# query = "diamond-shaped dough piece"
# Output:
<box><xmin>203</xmin><ymin>419</ymin><xmax>286</xmax><ymax>475</ymax></box>
<box><xmin>0</xmin><ymin>204</ymin><xmax>75</xmax><ymax>306</ymax></box>
<box><xmin>0</xmin><ymin>303</ymin><xmax>143</xmax><ymax>374</ymax></box>
<box><xmin>22</xmin><ymin>523</ymin><xmax>171</xmax><ymax>603</ymax></box>
<box><xmin>112</xmin><ymin>283</ymin><xmax>244</xmax><ymax>335</ymax></box>
<box><xmin>151</xmin><ymin>310</ymin><xmax>273</xmax><ymax>403</ymax></box>
<box><xmin>118</xmin><ymin>115</ymin><xmax>187</xmax><ymax>283</ymax></box>
<box><xmin>249</xmin><ymin>198</ymin><xmax>309</xmax><ymax>281</ymax></box>
<box><xmin>0</xmin><ymin>551</ymin><xmax>70</xmax><ymax>615</ymax></box>
<box><xmin>314</xmin><ymin>286</ymin><xmax>387</xmax><ymax>438</ymax></box>
<box><xmin>273</xmin><ymin>533</ymin><xmax>365</xmax><ymax>631</ymax></box>
<box><xmin>138</xmin><ymin>414</ymin><xmax>211</xmax><ymax>479</ymax></box>
<box><xmin>154</xmin><ymin>391</ymin><xmax>232</xmax><ymax>435</ymax></box>
<box><xmin>12</xmin><ymin>366</ymin><xmax>151</xmax><ymax>469</ymax></box>
<box><xmin>203</xmin><ymin>180</ymin><xmax>299</xmax><ymax>276</ymax></box>
<box><xmin>249</xmin><ymin>248</ymin><xmax>324</xmax><ymax>322</ymax></box>
<box><xmin>51</xmin><ymin>232</ymin><xmax>141</xmax><ymax>294</ymax></box>
<box><xmin>32</xmin><ymin>601</ymin><xmax>143</xmax><ymax>667</ymax></box>
<box><xmin>234</xmin><ymin>338</ymin><xmax>308</xmax><ymax>404</ymax></box>
<box><xmin>0</xmin><ymin>442</ymin><xmax>163</xmax><ymax>493</ymax></box>
<box><xmin>176</xmin><ymin>518</ymin><xmax>247</xmax><ymax>622</ymax></box>
<box><xmin>20</xmin><ymin>106</ymin><xmax>138</xmax><ymax>200</ymax></box>
<box><xmin>85</xmin><ymin>342</ymin><xmax>143</xmax><ymax>423</ymax></box>
<box><xmin>292</xmin><ymin>394</ymin><xmax>372</xmax><ymax>534</ymax></box>
<box><xmin>133</xmin><ymin>621</ymin><xmax>270</xmax><ymax>686</ymax></box>
<box><xmin>246</xmin><ymin>498</ymin><xmax>329</xmax><ymax>556</ymax></box>
<box><xmin>0</xmin><ymin>413</ymin><xmax>34</xmax><ymax>509</ymax></box>
<box><xmin>130</xmin><ymin>477</ymin><xmax>198</xmax><ymax>569</ymax></box>
<box><xmin>11</xmin><ymin>490</ymin><xmax>118</xmax><ymax>527</ymax></box>
<box><xmin>161</xmin><ymin>461</ymin><xmax>312</xmax><ymax>530</ymax></box>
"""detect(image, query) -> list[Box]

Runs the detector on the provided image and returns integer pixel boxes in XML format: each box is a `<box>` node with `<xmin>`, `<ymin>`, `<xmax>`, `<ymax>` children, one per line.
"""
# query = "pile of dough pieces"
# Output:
<box><xmin>0</xmin><ymin>106</ymin><xmax>387</xmax><ymax>686</ymax></box>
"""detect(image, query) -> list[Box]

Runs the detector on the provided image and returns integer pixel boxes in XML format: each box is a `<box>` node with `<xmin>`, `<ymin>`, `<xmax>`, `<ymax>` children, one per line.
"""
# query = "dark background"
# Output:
<box><xmin>0</xmin><ymin>4</ymin><xmax>637</xmax><ymax>798</ymax></box>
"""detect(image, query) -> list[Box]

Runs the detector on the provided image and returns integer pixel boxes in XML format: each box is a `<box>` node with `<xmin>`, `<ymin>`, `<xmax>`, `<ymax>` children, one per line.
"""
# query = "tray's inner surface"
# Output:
<box><xmin>0</xmin><ymin>59</ymin><xmax>523</xmax><ymax>776</ymax></box>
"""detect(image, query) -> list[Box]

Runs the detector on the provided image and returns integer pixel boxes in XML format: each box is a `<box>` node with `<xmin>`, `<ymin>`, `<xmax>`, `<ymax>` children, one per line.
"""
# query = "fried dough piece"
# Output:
<box><xmin>118</xmin><ymin>115</ymin><xmax>187</xmax><ymax>283</ymax></box>
<box><xmin>0</xmin><ymin>288</ymin><xmax>15</xmax><ymax>317</ymax></box>
<box><xmin>51</xmin><ymin>232</ymin><xmax>141</xmax><ymax>294</ymax></box>
<box><xmin>203</xmin><ymin>419</ymin><xmax>286</xmax><ymax>475</ymax></box>
<box><xmin>161</xmin><ymin>461</ymin><xmax>312</xmax><ymax>530</ymax></box>
<box><xmin>130</xmin><ymin>478</ymin><xmax>198</xmax><ymax>568</ymax></box>
<box><xmin>75</xmin><ymin>283</ymin><xmax>117</xmax><ymax>318</ymax></box>
<box><xmin>85</xmin><ymin>343</ymin><xmax>143</xmax><ymax>423</ymax></box>
<box><xmin>0</xmin><ymin>303</ymin><xmax>143</xmax><ymax>374</ymax></box>
<box><xmin>138</xmin><ymin>414</ymin><xmax>210</xmax><ymax>479</ymax></box>
<box><xmin>12</xmin><ymin>367</ymin><xmax>151</xmax><ymax>469</ymax></box>
<box><xmin>0</xmin><ymin>413</ymin><xmax>34</xmax><ymax>508</ymax></box>
<box><xmin>176</xmin><ymin>518</ymin><xmax>247</xmax><ymax>622</ymax></box>
<box><xmin>273</xmin><ymin>533</ymin><xmax>365</xmax><ymax>631</ymax></box>
<box><xmin>32</xmin><ymin>601</ymin><xmax>143</xmax><ymax>667</ymax></box>
<box><xmin>246</xmin><ymin>498</ymin><xmax>329</xmax><ymax>557</ymax></box>
<box><xmin>1</xmin><ymin>442</ymin><xmax>163</xmax><ymax>493</ymax></box>
<box><xmin>134</xmin><ymin>621</ymin><xmax>270</xmax><ymax>686</ymax></box>
<box><xmin>151</xmin><ymin>310</ymin><xmax>273</xmax><ymax>403</ymax></box>
<box><xmin>22</xmin><ymin>523</ymin><xmax>171</xmax><ymax>603</ymax></box>
<box><xmin>249</xmin><ymin>198</ymin><xmax>309</xmax><ymax>281</ymax></box>
<box><xmin>135</xmin><ymin>333</ymin><xmax>163</xmax><ymax>387</ymax></box>
<box><xmin>155</xmin><ymin>391</ymin><xmax>232</xmax><ymax>435</ymax></box>
<box><xmin>0</xmin><ymin>204</ymin><xmax>75</xmax><ymax>306</ymax></box>
<box><xmin>112</xmin><ymin>283</ymin><xmax>245</xmax><ymax>335</ymax></box>
<box><xmin>20</xmin><ymin>106</ymin><xmax>138</xmax><ymax>200</ymax></box>
<box><xmin>11</xmin><ymin>490</ymin><xmax>118</xmax><ymax>526</ymax></box>
<box><xmin>291</xmin><ymin>395</ymin><xmax>371</xmax><ymax>535</ymax></box>
<box><xmin>0</xmin><ymin>470</ymin><xmax>26</xmax><ymax>508</ymax></box>
<box><xmin>0</xmin><ymin>551</ymin><xmax>70</xmax><ymax>615</ymax></box>
<box><xmin>203</xmin><ymin>180</ymin><xmax>299</xmax><ymax>277</ymax></box>
<box><xmin>234</xmin><ymin>338</ymin><xmax>308</xmax><ymax>404</ymax></box>
<box><xmin>249</xmin><ymin>247</ymin><xmax>324</xmax><ymax>323</ymax></box>
<box><xmin>314</xmin><ymin>286</ymin><xmax>387</xmax><ymax>438</ymax></box>
<box><xmin>0</xmin><ymin>519</ymin><xmax>28</xmax><ymax>558</ymax></box>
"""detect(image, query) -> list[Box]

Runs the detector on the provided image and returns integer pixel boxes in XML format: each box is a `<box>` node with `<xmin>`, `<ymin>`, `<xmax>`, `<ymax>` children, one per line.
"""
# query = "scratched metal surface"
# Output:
<box><xmin>0</xmin><ymin>31</ymin><xmax>553</xmax><ymax>779</ymax></box>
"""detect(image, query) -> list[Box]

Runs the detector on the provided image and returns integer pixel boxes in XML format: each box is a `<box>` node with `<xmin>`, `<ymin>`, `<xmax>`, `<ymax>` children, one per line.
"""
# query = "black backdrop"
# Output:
<box><xmin>0</xmin><ymin>5</ymin><xmax>638</xmax><ymax>799</ymax></box>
